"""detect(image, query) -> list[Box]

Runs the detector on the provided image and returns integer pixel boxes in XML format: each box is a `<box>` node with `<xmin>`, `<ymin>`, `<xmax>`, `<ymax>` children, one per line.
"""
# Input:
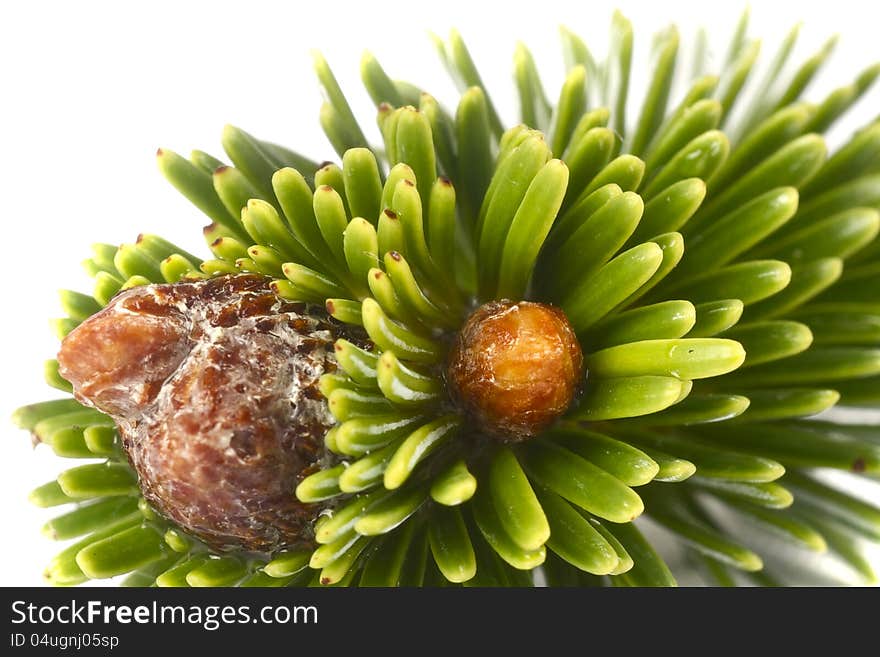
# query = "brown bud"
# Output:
<box><xmin>446</xmin><ymin>300</ymin><xmax>583</xmax><ymax>442</ymax></box>
<box><xmin>57</xmin><ymin>274</ymin><xmax>338</xmax><ymax>553</ymax></box>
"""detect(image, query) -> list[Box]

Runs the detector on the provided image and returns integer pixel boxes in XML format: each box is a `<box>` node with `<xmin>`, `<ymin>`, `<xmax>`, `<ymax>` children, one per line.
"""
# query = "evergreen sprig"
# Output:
<box><xmin>14</xmin><ymin>8</ymin><xmax>880</xmax><ymax>587</ymax></box>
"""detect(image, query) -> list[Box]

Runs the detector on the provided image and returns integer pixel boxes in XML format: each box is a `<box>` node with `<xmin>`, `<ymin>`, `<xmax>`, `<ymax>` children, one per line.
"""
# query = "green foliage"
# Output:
<box><xmin>14</xmin><ymin>9</ymin><xmax>880</xmax><ymax>587</ymax></box>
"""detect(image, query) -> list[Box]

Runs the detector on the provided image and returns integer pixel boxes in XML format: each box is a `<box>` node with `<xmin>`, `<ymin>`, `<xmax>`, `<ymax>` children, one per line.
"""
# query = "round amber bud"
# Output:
<box><xmin>446</xmin><ymin>300</ymin><xmax>584</xmax><ymax>442</ymax></box>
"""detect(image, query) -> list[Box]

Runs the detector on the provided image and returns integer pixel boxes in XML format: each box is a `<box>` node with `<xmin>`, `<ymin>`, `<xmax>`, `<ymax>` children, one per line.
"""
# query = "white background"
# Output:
<box><xmin>1</xmin><ymin>0</ymin><xmax>878</xmax><ymax>586</ymax></box>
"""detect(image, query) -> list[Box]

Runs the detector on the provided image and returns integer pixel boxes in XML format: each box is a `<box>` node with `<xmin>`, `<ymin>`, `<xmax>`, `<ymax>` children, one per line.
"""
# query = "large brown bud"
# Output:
<box><xmin>57</xmin><ymin>274</ymin><xmax>337</xmax><ymax>553</ymax></box>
